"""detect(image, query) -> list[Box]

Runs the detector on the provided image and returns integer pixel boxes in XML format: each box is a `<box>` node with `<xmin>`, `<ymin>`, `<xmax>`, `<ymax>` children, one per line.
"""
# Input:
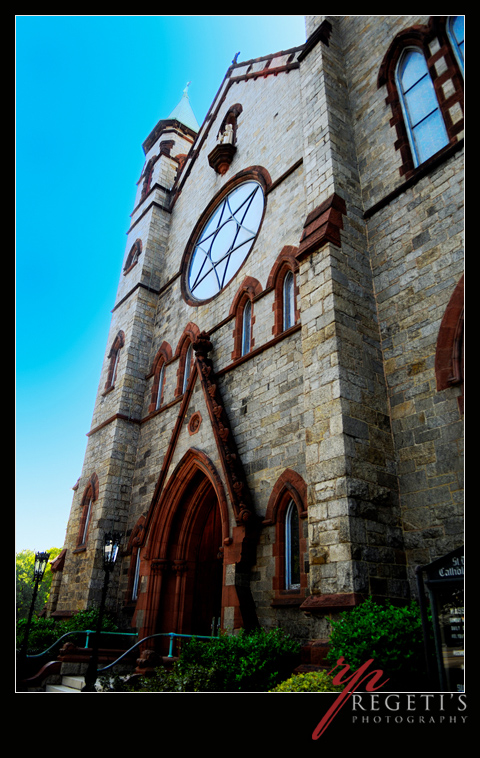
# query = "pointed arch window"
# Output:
<box><xmin>155</xmin><ymin>364</ymin><xmax>166</xmax><ymax>410</ymax></box>
<box><xmin>132</xmin><ymin>549</ymin><xmax>141</xmax><ymax>601</ymax></box>
<box><xmin>267</xmin><ymin>247</ymin><xmax>299</xmax><ymax>337</ymax></box>
<box><xmin>183</xmin><ymin>342</ymin><xmax>193</xmax><ymax>393</ymax></box>
<box><xmin>241</xmin><ymin>299</ymin><xmax>252</xmax><ymax>356</ymax></box>
<box><xmin>264</xmin><ymin>469</ymin><xmax>307</xmax><ymax>602</ymax></box>
<box><xmin>80</xmin><ymin>497</ymin><xmax>92</xmax><ymax>546</ymax></box>
<box><xmin>378</xmin><ymin>18</ymin><xmax>464</xmax><ymax>180</ymax></box>
<box><xmin>123</xmin><ymin>239</ymin><xmax>142</xmax><ymax>274</ymax></box>
<box><xmin>285</xmin><ymin>499</ymin><xmax>301</xmax><ymax>590</ymax></box>
<box><xmin>229</xmin><ymin>277</ymin><xmax>261</xmax><ymax>361</ymax></box>
<box><xmin>149</xmin><ymin>341</ymin><xmax>172</xmax><ymax>414</ymax></box>
<box><xmin>396</xmin><ymin>47</ymin><xmax>449</xmax><ymax>167</ymax></box>
<box><xmin>104</xmin><ymin>331</ymin><xmax>125</xmax><ymax>392</ymax></box>
<box><xmin>174</xmin><ymin>324</ymin><xmax>200</xmax><ymax>397</ymax></box>
<box><xmin>75</xmin><ymin>473</ymin><xmax>99</xmax><ymax>551</ymax></box>
<box><xmin>283</xmin><ymin>270</ymin><xmax>296</xmax><ymax>331</ymax></box>
<box><xmin>447</xmin><ymin>16</ymin><xmax>464</xmax><ymax>73</ymax></box>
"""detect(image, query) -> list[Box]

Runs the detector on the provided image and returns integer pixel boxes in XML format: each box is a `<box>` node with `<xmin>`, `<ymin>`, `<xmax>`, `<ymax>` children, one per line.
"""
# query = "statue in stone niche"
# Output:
<box><xmin>217</xmin><ymin>123</ymin><xmax>234</xmax><ymax>144</ymax></box>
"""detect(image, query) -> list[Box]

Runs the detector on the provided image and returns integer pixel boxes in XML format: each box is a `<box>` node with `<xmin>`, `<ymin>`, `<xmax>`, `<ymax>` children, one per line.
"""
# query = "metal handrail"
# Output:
<box><xmin>97</xmin><ymin>631</ymin><xmax>217</xmax><ymax>673</ymax></box>
<box><xmin>21</xmin><ymin>629</ymin><xmax>216</xmax><ymax>677</ymax></box>
<box><xmin>20</xmin><ymin>629</ymin><xmax>138</xmax><ymax>659</ymax></box>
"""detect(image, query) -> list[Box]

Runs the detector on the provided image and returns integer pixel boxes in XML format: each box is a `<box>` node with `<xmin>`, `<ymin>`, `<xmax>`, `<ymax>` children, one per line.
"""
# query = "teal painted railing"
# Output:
<box><xmin>22</xmin><ymin>629</ymin><xmax>218</xmax><ymax>678</ymax></box>
<box><xmin>22</xmin><ymin>629</ymin><xmax>138</xmax><ymax>659</ymax></box>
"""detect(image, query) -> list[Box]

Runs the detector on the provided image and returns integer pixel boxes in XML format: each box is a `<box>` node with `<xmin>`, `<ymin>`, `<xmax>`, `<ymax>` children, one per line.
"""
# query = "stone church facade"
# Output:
<box><xmin>48</xmin><ymin>16</ymin><xmax>464</xmax><ymax>647</ymax></box>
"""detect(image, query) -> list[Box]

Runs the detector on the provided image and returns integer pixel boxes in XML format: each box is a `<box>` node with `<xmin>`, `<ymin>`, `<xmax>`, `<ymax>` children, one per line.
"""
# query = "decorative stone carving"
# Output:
<box><xmin>208</xmin><ymin>141</ymin><xmax>236</xmax><ymax>175</ymax></box>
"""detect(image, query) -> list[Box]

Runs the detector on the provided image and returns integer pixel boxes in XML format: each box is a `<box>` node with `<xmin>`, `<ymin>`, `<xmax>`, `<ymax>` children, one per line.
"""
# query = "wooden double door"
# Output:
<box><xmin>156</xmin><ymin>470</ymin><xmax>224</xmax><ymax>640</ymax></box>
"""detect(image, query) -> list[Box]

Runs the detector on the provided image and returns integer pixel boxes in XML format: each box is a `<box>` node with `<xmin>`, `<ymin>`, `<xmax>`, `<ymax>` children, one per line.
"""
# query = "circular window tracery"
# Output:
<box><xmin>186</xmin><ymin>181</ymin><xmax>265</xmax><ymax>302</ymax></box>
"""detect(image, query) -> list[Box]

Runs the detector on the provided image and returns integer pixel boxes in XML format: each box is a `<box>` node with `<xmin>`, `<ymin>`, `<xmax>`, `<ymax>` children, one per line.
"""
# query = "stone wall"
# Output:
<box><xmin>51</xmin><ymin>17</ymin><xmax>463</xmax><ymax>641</ymax></box>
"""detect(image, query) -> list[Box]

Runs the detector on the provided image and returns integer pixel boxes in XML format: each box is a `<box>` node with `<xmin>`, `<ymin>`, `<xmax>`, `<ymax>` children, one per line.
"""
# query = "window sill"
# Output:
<box><xmin>271</xmin><ymin>593</ymin><xmax>305</xmax><ymax>607</ymax></box>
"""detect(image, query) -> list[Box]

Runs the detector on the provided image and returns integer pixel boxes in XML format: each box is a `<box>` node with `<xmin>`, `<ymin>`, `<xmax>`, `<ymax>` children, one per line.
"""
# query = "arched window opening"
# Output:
<box><xmin>264</xmin><ymin>468</ymin><xmax>307</xmax><ymax>602</ymax></box>
<box><xmin>105</xmin><ymin>331</ymin><xmax>125</xmax><ymax>392</ymax></box>
<box><xmin>131</xmin><ymin>550</ymin><xmax>141</xmax><ymax>601</ymax></box>
<box><xmin>448</xmin><ymin>16</ymin><xmax>464</xmax><ymax>73</ymax></box>
<box><xmin>285</xmin><ymin>499</ymin><xmax>301</xmax><ymax>590</ymax></box>
<box><xmin>156</xmin><ymin>364</ymin><xmax>166</xmax><ymax>410</ymax></box>
<box><xmin>283</xmin><ymin>270</ymin><xmax>296</xmax><ymax>331</ymax></box>
<box><xmin>241</xmin><ymin>299</ymin><xmax>252</xmax><ymax>356</ymax></box>
<box><xmin>183</xmin><ymin>342</ymin><xmax>193</xmax><ymax>393</ymax></box>
<box><xmin>80</xmin><ymin>497</ymin><xmax>92</xmax><ymax>546</ymax></box>
<box><xmin>75</xmin><ymin>473</ymin><xmax>99</xmax><ymax>550</ymax></box>
<box><xmin>230</xmin><ymin>277</ymin><xmax>261</xmax><ymax>361</ymax></box>
<box><xmin>123</xmin><ymin>239</ymin><xmax>142</xmax><ymax>274</ymax></box>
<box><xmin>267</xmin><ymin>247</ymin><xmax>299</xmax><ymax>337</ymax></box>
<box><xmin>396</xmin><ymin>47</ymin><xmax>449</xmax><ymax>166</ymax></box>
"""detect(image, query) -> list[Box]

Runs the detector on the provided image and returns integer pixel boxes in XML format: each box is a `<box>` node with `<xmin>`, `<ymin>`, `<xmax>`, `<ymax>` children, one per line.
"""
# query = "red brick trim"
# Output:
<box><xmin>137</xmin><ymin>448</ymin><xmax>230</xmax><ymax>639</ymax></box>
<box><xmin>267</xmin><ymin>246</ymin><xmax>300</xmax><ymax>336</ymax></box>
<box><xmin>75</xmin><ymin>473</ymin><xmax>99</xmax><ymax>549</ymax></box>
<box><xmin>124</xmin><ymin>515</ymin><xmax>146</xmax><ymax>605</ymax></box>
<box><xmin>180</xmin><ymin>167</ymin><xmax>271</xmax><ymax>306</ymax></box>
<box><xmin>296</xmin><ymin>193</ymin><xmax>347</xmax><ymax>260</ymax></box>
<box><xmin>187</xmin><ymin>411</ymin><xmax>202</xmax><ymax>435</ymax></box>
<box><xmin>123</xmin><ymin>239</ymin><xmax>143</xmax><ymax>275</ymax></box>
<box><xmin>230</xmin><ymin>277</ymin><xmax>262</xmax><ymax>360</ymax></box>
<box><xmin>104</xmin><ymin>330</ymin><xmax>125</xmax><ymax>392</ymax></box>
<box><xmin>148</xmin><ymin>341</ymin><xmax>172</xmax><ymax>413</ymax></box>
<box><xmin>263</xmin><ymin>469</ymin><xmax>308</xmax><ymax>600</ymax></box>
<box><xmin>300</xmin><ymin>592</ymin><xmax>364</xmax><ymax>613</ymax></box>
<box><xmin>174</xmin><ymin>323</ymin><xmax>200</xmax><ymax>397</ymax></box>
<box><xmin>435</xmin><ymin>274</ymin><xmax>464</xmax><ymax>413</ymax></box>
<box><xmin>193</xmin><ymin>333</ymin><xmax>257</xmax><ymax>528</ymax></box>
<box><xmin>378</xmin><ymin>17</ymin><xmax>464</xmax><ymax>180</ymax></box>
<box><xmin>264</xmin><ymin>468</ymin><xmax>308</xmax><ymax>525</ymax></box>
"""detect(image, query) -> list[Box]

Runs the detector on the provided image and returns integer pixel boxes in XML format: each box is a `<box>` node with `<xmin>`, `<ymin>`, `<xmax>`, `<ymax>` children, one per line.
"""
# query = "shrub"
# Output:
<box><xmin>177</xmin><ymin>627</ymin><xmax>301</xmax><ymax>692</ymax></box>
<box><xmin>269</xmin><ymin>670</ymin><xmax>343</xmax><ymax>692</ymax></box>
<box><xmin>130</xmin><ymin>628</ymin><xmax>301</xmax><ymax>692</ymax></box>
<box><xmin>129</xmin><ymin>663</ymin><xmax>220</xmax><ymax>693</ymax></box>
<box><xmin>326</xmin><ymin>597</ymin><xmax>432</xmax><ymax>685</ymax></box>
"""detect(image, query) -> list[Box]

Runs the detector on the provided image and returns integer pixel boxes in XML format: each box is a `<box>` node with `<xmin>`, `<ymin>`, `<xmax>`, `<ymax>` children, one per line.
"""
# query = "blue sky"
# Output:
<box><xmin>15</xmin><ymin>15</ymin><xmax>307</xmax><ymax>552</ymax></box>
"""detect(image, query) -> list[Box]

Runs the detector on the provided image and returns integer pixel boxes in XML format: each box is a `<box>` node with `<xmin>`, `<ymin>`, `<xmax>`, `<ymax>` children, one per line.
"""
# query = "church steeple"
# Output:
<box><xmin>167</xmin><ymin>82</ymin><xmax>199</xmax><ymax>133</ymax></box>
<box><xmin>142</xmin><ymin>82</ymin><xmax>199</xmax><ymax>155</ymax></box>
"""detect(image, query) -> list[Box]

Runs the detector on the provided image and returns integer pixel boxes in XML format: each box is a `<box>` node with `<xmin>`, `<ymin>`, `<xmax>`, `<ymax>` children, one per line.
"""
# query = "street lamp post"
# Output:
<box><xmin>82</xmin><ymin>531</ymin><xmax>121</xmax><ymax>692</ymax></box>
<box><xmin>19</xmin><ymin>551</ymin><xmax>51</xmax><ymax>667</ymax></box>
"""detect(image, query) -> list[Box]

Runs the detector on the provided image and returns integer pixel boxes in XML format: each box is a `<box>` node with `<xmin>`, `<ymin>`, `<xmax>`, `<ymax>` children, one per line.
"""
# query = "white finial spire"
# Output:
<box><xmin>168</xmin><ymin>82</ymin><xmax>199</xmax><ymax>132</ymax></box>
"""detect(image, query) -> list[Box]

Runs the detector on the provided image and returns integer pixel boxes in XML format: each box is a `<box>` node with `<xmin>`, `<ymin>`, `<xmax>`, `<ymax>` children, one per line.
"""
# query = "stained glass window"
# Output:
<box><xmin>187</xmin><ymin>181</ymin><xmax>264</xmax><ymax>301</ymax></box>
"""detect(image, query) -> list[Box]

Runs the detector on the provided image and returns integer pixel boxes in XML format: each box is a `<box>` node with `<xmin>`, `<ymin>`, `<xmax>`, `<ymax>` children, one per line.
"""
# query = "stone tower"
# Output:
<box><xmin>49</xmin><ymin>17</ymin><xmax>464</xmax><ymax>652</ymax></box>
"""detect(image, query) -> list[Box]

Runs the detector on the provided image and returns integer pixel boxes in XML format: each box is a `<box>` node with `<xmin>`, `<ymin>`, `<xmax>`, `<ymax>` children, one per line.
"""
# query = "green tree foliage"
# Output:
<box><xmin>16</xmin><ymin>548</ymin><xmax>62</xmax><ymax>620</ymax></box>
<box><xmin>16</xmin><ymin>606</ymin><xmax>119</xmax><ymax>656</ymax></box>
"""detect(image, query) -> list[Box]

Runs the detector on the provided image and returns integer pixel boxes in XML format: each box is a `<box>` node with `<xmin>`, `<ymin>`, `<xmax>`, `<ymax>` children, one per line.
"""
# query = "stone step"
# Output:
<box><xmin>62</xmin><ymin>675</ymin><xmax>85</xmax><ymax>690</ymax></box>
<box><xmin>45</xmin><ymin>683</ymin><xmax>82</xmax><ymax>692</ymax></box>
<box><xmin>46</xmin><ymin>675</ymin><xmax>85</xmax><ymax>692</ymax></box>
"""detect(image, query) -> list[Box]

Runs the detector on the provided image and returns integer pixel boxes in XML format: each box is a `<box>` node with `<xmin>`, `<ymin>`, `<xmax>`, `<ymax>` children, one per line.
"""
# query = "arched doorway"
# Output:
<box><xmin>139</xmin><ymin>450</ymin><xmax>228</xmax><ymax>648</ymax></box>
<box><xmin>157</xmin><ymin>469</ymin><xmax>223</xmax><ymax>638</ymax></box>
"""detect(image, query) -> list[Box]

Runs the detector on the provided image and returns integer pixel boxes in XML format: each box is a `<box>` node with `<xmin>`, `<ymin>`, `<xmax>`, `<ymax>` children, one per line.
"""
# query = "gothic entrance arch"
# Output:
<box><xmin>139</xmin><ymin>450</ymin><xmax>228</xmax><ymax>647</ymax></box>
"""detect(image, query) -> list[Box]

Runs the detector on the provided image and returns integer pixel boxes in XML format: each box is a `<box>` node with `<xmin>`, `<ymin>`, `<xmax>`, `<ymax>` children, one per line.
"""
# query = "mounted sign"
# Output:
<box><xmin>416</xmin><ymin>545</ymin><xmax>464</xmax><ymax>692</ymax></box>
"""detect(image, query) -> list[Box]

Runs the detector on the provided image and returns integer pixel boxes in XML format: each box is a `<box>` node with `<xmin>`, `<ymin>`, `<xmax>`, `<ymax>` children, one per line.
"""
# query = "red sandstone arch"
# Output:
<box><xmin>135</xmin><ymin>449</ymin><xmax>229</xmax><ymax>645</ymax></box>
<box><xmin>435</xmin><ymin>274</ymin><xmax>464</xmax><ymax>413</ymax></box>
